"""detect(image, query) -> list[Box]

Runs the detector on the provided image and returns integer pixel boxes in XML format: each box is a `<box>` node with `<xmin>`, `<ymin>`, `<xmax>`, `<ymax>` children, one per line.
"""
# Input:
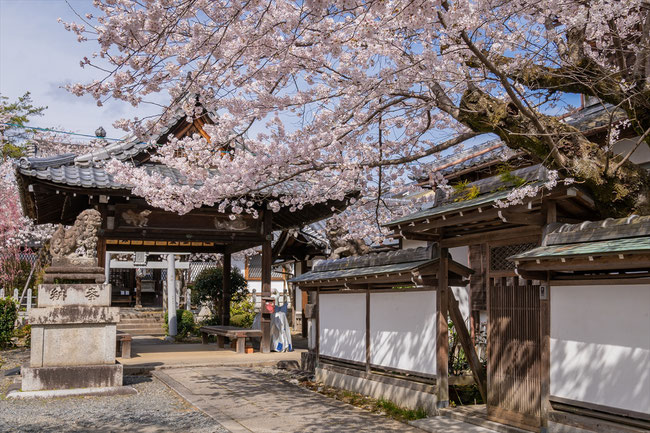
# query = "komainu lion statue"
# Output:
<box><xmin>50</xmin><ymin>209</ymin><xmax>102</xmax><ymax>260</ymax></box>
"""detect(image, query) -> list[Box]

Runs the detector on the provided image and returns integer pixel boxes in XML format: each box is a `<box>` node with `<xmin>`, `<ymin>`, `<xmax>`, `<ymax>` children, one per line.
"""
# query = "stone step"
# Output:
<box><xmin>117</xmin><ymin>326</ymin><xmax>164</xmax><ymax>333</ymax></box>
<box><xmin>118</xmin><ymin>323</ymin><xmax>165</xmax><ymax>330</ymax></box>
<box><xmin>119</xmin><ymin>312</ymin><xmax>165</xmax><ymax>317</ymax></box>
<box><xmin>119</xmin><ymin>330</ymin><xmax>166</xmax><ymax>336</ymax></box>
<box><xmin>439</xmin><ymin>408</ymin><xmax>531</xmax><ymax>433</ymax></box>
<box><xmin>119</xmin><ymin>318</ymin><xmax>165</xmax><ymax>324</ymax></box>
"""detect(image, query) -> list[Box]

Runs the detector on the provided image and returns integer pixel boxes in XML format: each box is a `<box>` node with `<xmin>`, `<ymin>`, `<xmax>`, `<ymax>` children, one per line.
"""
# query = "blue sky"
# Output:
<box><xmin>0</xmin><ymin>0</ymin><xmax>160</xmax><ymax>140</ymax></box>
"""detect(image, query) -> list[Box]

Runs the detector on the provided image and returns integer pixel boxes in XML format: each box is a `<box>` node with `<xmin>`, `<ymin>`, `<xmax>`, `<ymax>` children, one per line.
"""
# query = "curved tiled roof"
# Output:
<box><xmin>510</xmin><ymin>215</ymin><xmax>650</xmax><ymax>262</ymax></box>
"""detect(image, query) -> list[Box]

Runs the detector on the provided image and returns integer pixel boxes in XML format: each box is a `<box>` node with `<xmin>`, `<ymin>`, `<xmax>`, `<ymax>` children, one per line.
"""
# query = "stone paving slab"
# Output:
<box><xmin>410</xmin><ymin>416</ymin><xmax>499</xmax><ymax>433</ymax></box>
<box><xmin>154</xmin><ymin>366</ymin><xmax>427</xmax><ymax>433</ymax></box>
<box><xmin>119</xmin><ymin>342</ymin><xmax>304</xmax><ymax>375</ymax></box>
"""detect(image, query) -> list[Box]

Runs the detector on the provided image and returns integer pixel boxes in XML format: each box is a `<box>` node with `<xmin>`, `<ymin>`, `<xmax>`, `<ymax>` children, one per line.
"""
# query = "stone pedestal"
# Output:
<box><xmin>18</xmin><ymin>259</ymin><xmax>127</xmax><ymax>395</ymax></box>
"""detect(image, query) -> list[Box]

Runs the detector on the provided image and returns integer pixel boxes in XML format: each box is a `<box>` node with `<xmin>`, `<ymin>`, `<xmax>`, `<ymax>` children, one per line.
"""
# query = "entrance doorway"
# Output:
<box><xmin>487</xmin><ymin>277</ymin><xmax>542</xmax><ymax>431</ymax></box>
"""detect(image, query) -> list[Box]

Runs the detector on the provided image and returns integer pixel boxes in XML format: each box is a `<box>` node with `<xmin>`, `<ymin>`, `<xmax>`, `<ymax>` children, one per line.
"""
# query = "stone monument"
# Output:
<box><xmin>11</xmin><ymin>209</ymin><xmax>134</xmax><ymax>397</ymax></box>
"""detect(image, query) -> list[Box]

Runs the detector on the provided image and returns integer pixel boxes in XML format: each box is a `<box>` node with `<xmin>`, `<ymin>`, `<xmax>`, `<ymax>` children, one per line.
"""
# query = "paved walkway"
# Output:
<box><xmin>410</xmin><ymin>417</ymin><xmax>498</xmax><ymax>433</ymax></box>
<box><xmin>118</xmin><ymin>339</ymin><xmax>303</xmax><ymax>374</ymax></box>
<box><xmin>153</xmin><ymin>366</ymin><xmax>427</xmax><ymax>433</ymax></box>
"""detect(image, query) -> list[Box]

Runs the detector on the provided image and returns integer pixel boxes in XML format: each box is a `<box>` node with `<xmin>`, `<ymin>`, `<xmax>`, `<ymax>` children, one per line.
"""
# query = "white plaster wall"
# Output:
<box><xmin>319</xmin><ymin>293</ymin><xmax>366</xmax><ymax>363</ymax></box>
<box><xmin>551</xmin><ymin>284</ymin><xmax>650</xmax><ymax>415</ymax></box>
<box><xmin>370</xmin><ymin>291</ymin><xmax>437</xmax><ymax>375</ymax></box>
<box><xmin>613</xmin><ymin>138</ymin><xmax>650</xmax><ymax>166</ymax></box>
<box><xmin>449</xmin><ymin>246</ymin><xmax>469</xmax><ymax>267</ymax></box>
<box><xmin>247</xmin><ymin>280</ymin><xmax>290</xmax><ymax>308</ymax></box>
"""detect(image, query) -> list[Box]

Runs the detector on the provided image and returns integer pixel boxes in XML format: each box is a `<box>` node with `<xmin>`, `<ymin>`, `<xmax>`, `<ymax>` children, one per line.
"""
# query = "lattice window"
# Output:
<box><xmin>490</xmin><ymin>243</ymin><xmax>537</xmax><ymax>271</ymax></box>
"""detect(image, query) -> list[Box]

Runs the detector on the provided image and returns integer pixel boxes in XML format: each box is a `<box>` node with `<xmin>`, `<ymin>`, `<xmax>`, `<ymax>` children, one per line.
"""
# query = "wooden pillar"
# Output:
<box><xmin>261</xmin><ymin>211</ymin><xmax>273</xmax><ymax>353</ymax></box>
<box><xmin>97</xmin><ymin>238</ymin><xmax>106</xmax><ymax>275</ymax></box>
<box><xmin>135</xmin><ymin>271</ymin><xmax>143</xmax><ymax>308</ymax></box>
<box><xmin>365</xmin><ymin>287</ymin><xmax>371</xmax><ymax>372</ymax></box>
<box><xmin>222</xmin><ymin>252</ymin><xmax>232</xmax><ymax>326</ymax></box>
<box><xmin>436</xmin><ymin>247</ymin><xmax>450</xmax><ymax>408</ymax></box>
<box><xmin>540</xmin><ymin>277</ymin><xmax>551</xmax><ymax>429</ymax></box>
<box><xmin>315</xmin><ymin>287</ymin><xmax>320</xmax><ymax>361</ymax></box>
<box><xmin>300</xmin><ymin>260</ymin><xmax>309</xmax><ymax>337</ymax></box>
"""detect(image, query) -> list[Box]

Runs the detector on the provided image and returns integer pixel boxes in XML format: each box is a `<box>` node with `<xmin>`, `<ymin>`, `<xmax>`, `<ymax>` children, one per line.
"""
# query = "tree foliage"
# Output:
<box><xmin>191</xmin><ymin>266</ymin><xmax>248</xmax><ymax>321</ymax></box>
<box><xmin>0</xmin><ymin>92</ymin><xmax>46</xmax><ymax>160</ymax></box>
<box><xmin>63</xmin><ymin>0</ymin><xmax>650</xmax><ymax>232</ymax></box>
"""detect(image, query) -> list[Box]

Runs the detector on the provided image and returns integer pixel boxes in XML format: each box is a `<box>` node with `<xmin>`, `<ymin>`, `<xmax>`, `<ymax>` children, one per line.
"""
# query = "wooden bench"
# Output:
<box><xmin>116</xmin><ymin>331</ymin><xmax>133</xmax><ymax>359</ymax></box>
<box><xmin>200</xmin><ymin>326</ymin><xmax>263</xmax><ymax>354</ymax></box>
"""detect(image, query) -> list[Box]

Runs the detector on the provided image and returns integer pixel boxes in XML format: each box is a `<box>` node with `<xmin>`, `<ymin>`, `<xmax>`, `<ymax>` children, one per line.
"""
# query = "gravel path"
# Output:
<box><xmin>1</xmin><ymin>349</ymin><xmax>228</xmax><ymax>433</ymax></box>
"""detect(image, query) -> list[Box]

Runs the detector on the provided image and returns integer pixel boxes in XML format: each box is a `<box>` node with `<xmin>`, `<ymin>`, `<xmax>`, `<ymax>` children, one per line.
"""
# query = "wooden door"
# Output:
<box><xmin>487</xmin><ymin>277</ymin><xmax>542</xmax><ymax>431</ymax></box>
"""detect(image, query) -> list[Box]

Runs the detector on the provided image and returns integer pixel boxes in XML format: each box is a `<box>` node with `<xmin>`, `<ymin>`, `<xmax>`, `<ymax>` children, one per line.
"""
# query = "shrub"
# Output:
<box><xmin>0</xmin><ymin>297</ymin><xmax>18</xmax><ymax>349</ymax></box>
<box><xmin>13</xmin><ymin>323</ymin><xmax>31</xmax><ymax>348</ymax></box>
<box><xmin>164</xmin><ymin>309</ymin><xmax>197</xmax><ymax>339</ymax></box>
<box><xmin>230</xmin><ymin>297</ymin><xmax>256</xmax><ymax>328</ymax></box>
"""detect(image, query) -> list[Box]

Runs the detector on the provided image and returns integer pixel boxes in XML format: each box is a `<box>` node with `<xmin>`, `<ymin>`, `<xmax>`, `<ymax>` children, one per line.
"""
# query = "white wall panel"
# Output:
<box><xmin>551</xmin><ymin>284</ymin><xmax>650</xmax><ymax>415</ymax></box>
<box><xmin>319</xmin><ymin>293</ymin><xmax>366</xmax><ymax>363</ymax></box>
<box><xmin>370</xmin><ymin>291</ymin><xmax>437</xmax><ymax>375</ymax></box>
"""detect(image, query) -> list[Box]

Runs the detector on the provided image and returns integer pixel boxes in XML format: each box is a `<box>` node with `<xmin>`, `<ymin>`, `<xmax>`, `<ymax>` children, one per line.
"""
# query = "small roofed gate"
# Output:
<box><xmin>488</xmin><ymin>274</ymin><xmax>542</xmax><ymax>431</ymax></box>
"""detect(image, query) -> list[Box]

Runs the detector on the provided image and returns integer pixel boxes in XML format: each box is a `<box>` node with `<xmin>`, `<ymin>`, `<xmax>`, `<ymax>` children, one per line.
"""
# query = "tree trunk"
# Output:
<box><xmin>458</xmin><ymin>87</ymin><xmax>650</xmax><ymax>217</ymax></box>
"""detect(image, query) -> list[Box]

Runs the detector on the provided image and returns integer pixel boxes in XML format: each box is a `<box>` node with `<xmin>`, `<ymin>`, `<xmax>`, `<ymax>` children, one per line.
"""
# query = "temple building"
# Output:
<box><xmin>15</xmin><ymin>99</ymin><xmax>354</xmax><ymax>350</ymax></box>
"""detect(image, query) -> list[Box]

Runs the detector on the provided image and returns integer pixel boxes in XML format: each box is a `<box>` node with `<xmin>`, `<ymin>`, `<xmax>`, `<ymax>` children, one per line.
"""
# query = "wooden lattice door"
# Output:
<box><xmin>487</xmin><ymin>277</ymin><xmax>542</xmax><ymax>431</ymax></box>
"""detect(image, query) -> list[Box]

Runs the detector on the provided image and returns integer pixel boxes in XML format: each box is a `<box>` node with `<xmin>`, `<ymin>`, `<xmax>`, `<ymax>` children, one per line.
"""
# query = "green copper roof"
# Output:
<box><xmin>510</xmin><ymin>236</ymin><xmax>650</xmax><ymax>261</ymax></box>
<box><xmin>387</xmin><ymin>181</ymin><xmax>545</xmax><ymax>227</ymax></box>
<box><xmin>290</xmin><ymin>259</ymin><xmax>435</xmax><ymax>284</ymax></box>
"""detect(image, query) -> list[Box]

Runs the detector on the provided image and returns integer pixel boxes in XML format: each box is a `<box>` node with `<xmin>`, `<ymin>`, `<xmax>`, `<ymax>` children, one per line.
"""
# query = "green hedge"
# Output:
<box><xmin>164</xmin><ymin>309</ymin><xmax>197</xmax><ymax>339</ymax></box>
<box><xmin>0</xmin><ymin>297</ymin><xmax>18</xmax><ymax>349</ymax></box>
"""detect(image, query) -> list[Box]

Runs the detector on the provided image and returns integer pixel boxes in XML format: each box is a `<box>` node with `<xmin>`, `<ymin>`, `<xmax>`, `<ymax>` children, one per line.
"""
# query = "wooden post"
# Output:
<box><xmin>366</xmin><ymin>287</ymin><xmax>371</xmax><ymax>372</ymax></box>
<box><xmin>222</xmin><ymin>252</ymin><xmax>232</xmax><ymax>326</ymax></box>
<box><xmin>448</xmin><ymin>290</ymin><xmax>487</xmax><ymax>402</ymax></box>
<box><xmin>436</xmin><ymin>247</ymin><xmax>450</xmax><ymax>408</ymax></box>
<box><xmin>315</xmin><ymin>287</ymin><xmax>320</xmax><ymax>362</ymax></box>
<box><xmin>135</xmin><ymin>271</ymin><xmax>142</xmax><ymax>308</ymax></box>
<box><xmin>540</xmin><ymin>277</ymin><xmax>551</xmax><ymax>430</ymax></box>
<box><xmin>261</xmin><ymin>211</ymin><xmax>273</xmax><ymax>353</ymax></box>
<box><xmin>96</xmin><ymin>237</ymin><xmax>106</xmax><ymax>278</ymax></box>
<box><xmin>300</xmin><ymin>260</ymin><xmax>309</xmax><ymax>338</ymax></box>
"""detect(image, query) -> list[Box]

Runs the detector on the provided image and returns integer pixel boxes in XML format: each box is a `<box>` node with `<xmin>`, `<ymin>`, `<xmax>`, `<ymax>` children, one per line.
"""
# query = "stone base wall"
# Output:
<box><xmin>315</xmin><ymin>363</ymin><xmax>439</xmax><ymax>415</ymax></box>
<box><xmin>30</xmin><ymin>324</ymin><xmax>117</xmax><ymax>367</ymax></box>
<box><xmin>21</xmin><ymin>364</ymin><xmax>123</xmax><ymax>392</ymax></box>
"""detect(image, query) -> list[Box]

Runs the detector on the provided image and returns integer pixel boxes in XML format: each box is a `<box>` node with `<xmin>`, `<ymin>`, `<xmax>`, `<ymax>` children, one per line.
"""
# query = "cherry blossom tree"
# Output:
<box><xmin>62</xmin><ymin>0</ymin><xmax>650</xmax><ymax>235</ymax></box>
<box><xmin>0</xmin><ymin>94</ymin><xmax>60</xmax><ymax>289</ymax></box>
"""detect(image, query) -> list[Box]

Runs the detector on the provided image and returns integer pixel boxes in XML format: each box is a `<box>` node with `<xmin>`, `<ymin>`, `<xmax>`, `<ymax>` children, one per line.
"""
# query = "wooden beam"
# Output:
<box><xmin>407</xmin><ymin>207</ymin><xmax>503</xmax><ymax>232</ymax></box>
<box><xmin>441</xmin><ymin>226</ymin><xmax>542</xmax><ymax>248</ymax></box>
<box><xmin>436</xmin><ymin>247</ymin><xmax>449</xmax><ymax>408</ymax></box>
<box><xmin>271</xmin><ymin>230</ymin><xmax>290</xmax><ymax>260</ymax></box>
<box><xmin>448</xmin><ymin>290</ymin><xmax>487</xmax><ymax>403</ymax></box>
<box><xmin>398</xmin><ymin>231</ymin><xmax>441</xmax><ymax>241</ymax></box>
<box><xmin>515</xmin><ymin>269</ymin><xmax>549</xmax><ymax>281</ymax></box>
<box><xmin>516</xmin><ymin>254</ymin><xmax>650</xmax><ymax>272</ymax></box>
<box><xmin>497</xmin><ymin>210</ymin><xmax>545</xmax><ymax>226</ymax></box>
<box><xmin>260</xmin><ymin>211</ymin><xmax>273</xmax><ymax>353</ymax></box>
